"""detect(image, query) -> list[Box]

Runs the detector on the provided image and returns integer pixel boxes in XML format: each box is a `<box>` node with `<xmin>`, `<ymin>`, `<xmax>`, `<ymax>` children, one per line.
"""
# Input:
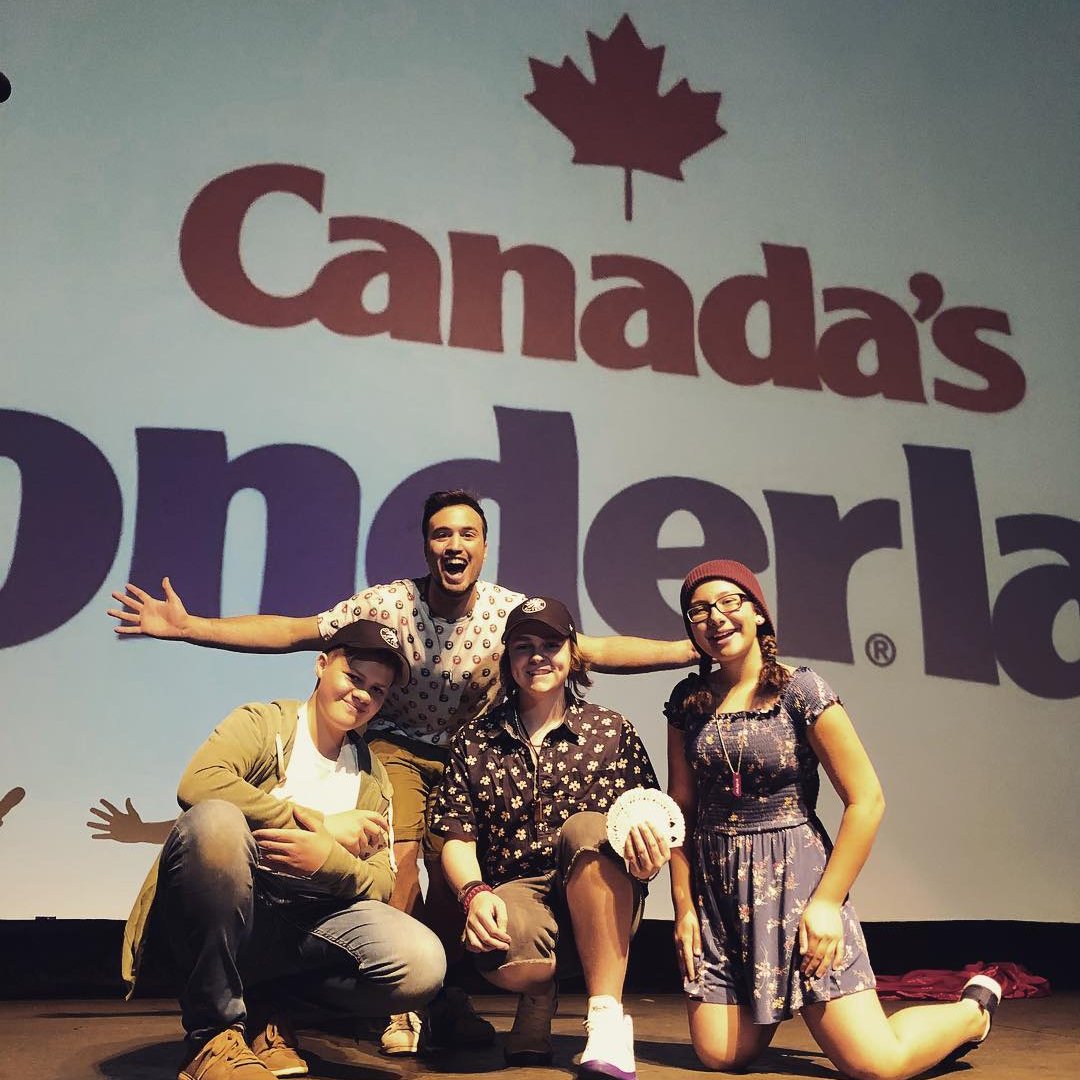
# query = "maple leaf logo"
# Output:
<box><xmin>526</xmin><ymin>14</ymin><xmax>725</xmax><ymax>221</ymax></box>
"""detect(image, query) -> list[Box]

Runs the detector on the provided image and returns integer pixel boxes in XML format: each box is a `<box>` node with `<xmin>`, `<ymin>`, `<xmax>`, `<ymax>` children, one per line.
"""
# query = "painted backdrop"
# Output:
<box><xmin>1</xmin><ymin>1</ymin><xmax>1077</xmax><ymax>922</ymax></box>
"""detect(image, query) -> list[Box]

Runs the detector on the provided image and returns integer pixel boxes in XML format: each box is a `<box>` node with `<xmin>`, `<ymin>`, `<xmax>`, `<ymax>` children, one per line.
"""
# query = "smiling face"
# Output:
<box><xmin>423</xmin><ymin>504</ymin><xmax>487</xmax><ymax>607</ymax></box>
<box><xmin>687</xmin><ymin>579</ymin><xmax>763</xmax><ymax>666</ymax></box>
<box><xmin>313</xmin><ymin>650</ymin><xmax>396</xmax><ymax>741</ymax></box>
<box><xmin>506</xmin><ymin>628</ymin><xmax>572</xmax><ymax>701</ymax></box>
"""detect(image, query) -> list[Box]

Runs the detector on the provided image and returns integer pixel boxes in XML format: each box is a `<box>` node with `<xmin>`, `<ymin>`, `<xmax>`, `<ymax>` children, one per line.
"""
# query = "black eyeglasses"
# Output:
<box><xmin>685</xmin><ymin>593</ymin><xmax>749</xmax><ymax>624</ymax></box>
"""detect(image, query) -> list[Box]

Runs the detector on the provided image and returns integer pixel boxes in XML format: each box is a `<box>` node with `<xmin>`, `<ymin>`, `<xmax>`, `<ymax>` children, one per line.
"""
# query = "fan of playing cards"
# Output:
<box><xmin>606</xmin><ymin>787</ymin><xmax>685</xmax><ymax>855</ymax></box>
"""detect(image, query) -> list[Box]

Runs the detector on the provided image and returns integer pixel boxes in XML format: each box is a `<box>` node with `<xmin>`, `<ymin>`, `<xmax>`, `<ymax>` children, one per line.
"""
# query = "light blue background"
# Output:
<box><xmin>1</xmin><ymin>1</ymin><xmax>1077</xmax><ymax>920</ymax></box>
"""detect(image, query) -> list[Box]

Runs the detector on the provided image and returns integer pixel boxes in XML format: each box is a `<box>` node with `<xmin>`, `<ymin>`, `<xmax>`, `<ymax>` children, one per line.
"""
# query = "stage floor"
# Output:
<box><xmin>1</xmin><ymin>992</ymin><xmax>1076</xmax><ymax>1079</ymax></box>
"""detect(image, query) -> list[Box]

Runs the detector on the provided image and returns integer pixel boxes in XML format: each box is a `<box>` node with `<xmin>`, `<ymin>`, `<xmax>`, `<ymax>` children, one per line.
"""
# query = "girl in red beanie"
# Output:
<box><xmin>664</xmin><ymin>560</ymin><xmax>999</xmax><ymax>1078</ymax></box>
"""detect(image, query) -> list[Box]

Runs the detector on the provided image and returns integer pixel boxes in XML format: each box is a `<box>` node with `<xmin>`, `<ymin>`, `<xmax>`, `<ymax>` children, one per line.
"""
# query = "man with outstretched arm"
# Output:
<box><xmin>110</xmin><ymin>489</ymin><xmax>697</xmax><ymax>1056</ymax></box>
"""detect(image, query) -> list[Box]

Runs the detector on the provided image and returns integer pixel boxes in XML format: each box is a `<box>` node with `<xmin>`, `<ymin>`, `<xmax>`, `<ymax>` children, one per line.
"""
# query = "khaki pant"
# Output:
<box><xmin>365</xmin><ymin>732</ymin><xmax>448</xmax><ymax>857</ymax></box>
<box><xmin>473</xmin><ymin>812</ymin><xmax>646</xmax><ymax>980</ymax></box>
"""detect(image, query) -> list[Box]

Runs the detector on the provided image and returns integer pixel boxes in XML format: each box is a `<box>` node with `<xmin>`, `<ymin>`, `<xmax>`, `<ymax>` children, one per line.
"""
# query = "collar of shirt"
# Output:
<box><xmin>497</xmin><ymin>700</ymin><xmax>586</xmax><ymax>747</ymax></box>
<box><xmin>416</xmin><ymin>574</ymin><xmax>476</xmax><ymax>624</ymax></box>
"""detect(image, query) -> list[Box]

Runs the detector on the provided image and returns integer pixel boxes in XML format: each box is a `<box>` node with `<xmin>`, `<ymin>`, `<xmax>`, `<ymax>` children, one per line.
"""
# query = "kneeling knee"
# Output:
<box><xmin>399</xmin><ymin>929</ymin><xmax>447</xmax><ymax>1004</ymax></box>
<box><xmin>559</xmin><ymin>811</ymin><xmax>607</xmax><ymax>854</ymax></box>
<box><xmin>170</xmin><ymin>800</ymin><xmax>254</xmax><ymax>870</ymax></box>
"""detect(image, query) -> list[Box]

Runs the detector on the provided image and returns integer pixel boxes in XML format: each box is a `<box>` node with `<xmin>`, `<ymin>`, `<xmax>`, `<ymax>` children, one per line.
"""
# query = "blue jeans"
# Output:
<box><xmin>158</xmin><ymin>800</ymin><xmax>446</xmax><ymax>1046</ymax></box>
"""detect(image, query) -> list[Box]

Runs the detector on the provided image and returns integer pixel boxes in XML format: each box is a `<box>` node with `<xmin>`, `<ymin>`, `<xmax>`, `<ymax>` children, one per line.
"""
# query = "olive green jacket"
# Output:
<box><xmin>121</xmin><ymin>699</ymin><xmax>395</xmax><ymax>993</ymax></box>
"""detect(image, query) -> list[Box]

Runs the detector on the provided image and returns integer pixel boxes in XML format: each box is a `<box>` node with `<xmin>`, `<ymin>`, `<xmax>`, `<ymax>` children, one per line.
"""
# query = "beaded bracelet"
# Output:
<box><xmin>456</xmin><ymin>879</ymin><xmax>484</xmax><ymax>903</ymax></box>
<box><xmin>460</xmin><ymin>881</ymin><xmax>494</xmax><ymax>913</ymax></box>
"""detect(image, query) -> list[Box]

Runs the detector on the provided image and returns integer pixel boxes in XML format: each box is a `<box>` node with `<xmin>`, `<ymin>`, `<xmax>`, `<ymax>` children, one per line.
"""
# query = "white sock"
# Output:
<box><xmin>586</xmin><ymin>995</ymin><xmax>622</xmax><ymax>1018</ymax></box>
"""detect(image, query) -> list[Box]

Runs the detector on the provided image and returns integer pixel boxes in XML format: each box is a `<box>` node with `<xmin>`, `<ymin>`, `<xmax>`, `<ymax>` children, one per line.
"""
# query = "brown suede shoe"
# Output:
<box><xmin>251</xmin><ymin>1016</ymin><xmax>308</xmax><ymax>1077</ymax></box>
<box><xmin>178</xmin><ymin>1028</ymin><xmax>276</xmax><ymax>1080</ymax></box>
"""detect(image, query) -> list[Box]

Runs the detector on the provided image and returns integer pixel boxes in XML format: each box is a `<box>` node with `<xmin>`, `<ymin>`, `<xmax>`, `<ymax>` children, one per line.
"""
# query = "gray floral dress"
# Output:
<box><xmin>665</xmin><ymin>666</ymin><xmax>875</xmax><ymax>1023</ymax></box>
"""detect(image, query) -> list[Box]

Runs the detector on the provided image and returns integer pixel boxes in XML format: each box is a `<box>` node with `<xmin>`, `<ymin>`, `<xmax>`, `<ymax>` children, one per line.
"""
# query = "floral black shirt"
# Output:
<box><xmin>427</xmin><ymin>698</ymin><xmax>659</xmax><ymax>887</ymax></box>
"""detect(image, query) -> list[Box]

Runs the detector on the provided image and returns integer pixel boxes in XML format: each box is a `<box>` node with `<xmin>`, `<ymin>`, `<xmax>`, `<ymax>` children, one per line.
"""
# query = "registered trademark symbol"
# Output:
<box><xmin>865</xmin><ymin>633</ymin><xmax>896</xmax><ymax>667</ymax></box>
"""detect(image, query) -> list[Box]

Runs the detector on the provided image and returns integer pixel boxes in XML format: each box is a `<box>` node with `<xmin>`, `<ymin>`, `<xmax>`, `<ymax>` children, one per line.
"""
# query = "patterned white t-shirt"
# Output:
<box><xmin>317</xmin><ymin>578</ymin><xmax>526</xmax><ymax>747</ymax></box>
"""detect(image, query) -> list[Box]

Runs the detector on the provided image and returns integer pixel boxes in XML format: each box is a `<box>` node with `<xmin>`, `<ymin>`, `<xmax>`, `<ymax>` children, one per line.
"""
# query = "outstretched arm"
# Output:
<box><xmin>578</xmin><ymin>632</ymin><xmax>697</xmax><ymax>674</ymax></box>
<box><xmin>800</xmin><ymin>702</ymin><xmax>885</xmax><ymax>977</ymax></box>
<box><xmin>108</xmin><ymin>576</ymin><xmax>322</xmax><ymax>651</ymax></box>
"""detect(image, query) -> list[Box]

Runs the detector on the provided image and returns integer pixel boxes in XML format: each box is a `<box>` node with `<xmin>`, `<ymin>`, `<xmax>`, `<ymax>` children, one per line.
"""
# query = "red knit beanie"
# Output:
<box><xmin>679</xmin><ymin>560</ymin><xmax>774</xmax><ymax>645</ymax></box>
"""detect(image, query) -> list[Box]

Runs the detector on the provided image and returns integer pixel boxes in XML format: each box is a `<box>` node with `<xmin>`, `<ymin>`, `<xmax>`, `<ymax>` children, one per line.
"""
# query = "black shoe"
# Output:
<box><xmin>423</xmin><ymin>987</ymin><xmax>496</xmax><ymax>1050</ymax></box>
<box><xmin>504</xmin><ymin>983</ymin><xmax>557</xmax><ymax>1066</ymax></box>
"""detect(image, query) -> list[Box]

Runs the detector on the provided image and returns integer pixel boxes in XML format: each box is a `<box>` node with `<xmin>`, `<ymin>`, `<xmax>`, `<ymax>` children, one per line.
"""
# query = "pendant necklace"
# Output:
<box><xmin>517</xmin><ymin>712</ymin><xmax>552</xmax><ymax>827</ymax></box>
<box><xmin>516</xmin><ymin>714</ymin><xmax>548</xmax><ymax>759</ymax></box>
<box><xmin>714</xmin><ymin>715</ymin><xmax>746</xmax><ymax>797</ymax></box>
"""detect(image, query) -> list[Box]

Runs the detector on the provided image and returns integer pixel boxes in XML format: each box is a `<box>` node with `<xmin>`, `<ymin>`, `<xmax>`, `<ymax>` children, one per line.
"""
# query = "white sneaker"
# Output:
<box><xmin>962</xmin><ymin>974</ymin><xmax>1003</xmax><ymax>1042</ymax></box>
<box><xmin>579</xmin><ymin>1001</ymin><xmax>635</xmax><ymax>1080</ymax></box>
<box><xmin>944</xmin><ymin>973</ymin><xmax>1004</xmax><ymax>1064</ymax></box>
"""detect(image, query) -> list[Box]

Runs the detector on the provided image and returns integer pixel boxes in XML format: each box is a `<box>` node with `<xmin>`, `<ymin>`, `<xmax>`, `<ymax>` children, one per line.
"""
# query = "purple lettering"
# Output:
<box><xmin>365</xmin><ymin>407</ymin><xmax>579</xmax><ymax>616</ymax></box>
<box><xmin>130</xmin><ymin>430</ymin><xmax>360</xmax><ymax>617</ymax></box>
<box><xmin>905</xmin><ymin>444</ymin><xmax>997</xmax><ymax>683</ymax></box>
<box><xmin>0</xmin><ymin>410</ymin><xmax>122</xmax><ymax>647</ymax></box>
<box><xmin>584</xmin><ymin>477</ymin><xmax>769</xmax><ymax>637</ymax></box>
<box><xmin>765</xmin><ymin>491</ymin><xmax>902</xmax><ymax>661</ymax></box>
<box><xmin>993</xmin><ymin>514</ymin><xmax>1080</xmax><ymax>699</ymax></box>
